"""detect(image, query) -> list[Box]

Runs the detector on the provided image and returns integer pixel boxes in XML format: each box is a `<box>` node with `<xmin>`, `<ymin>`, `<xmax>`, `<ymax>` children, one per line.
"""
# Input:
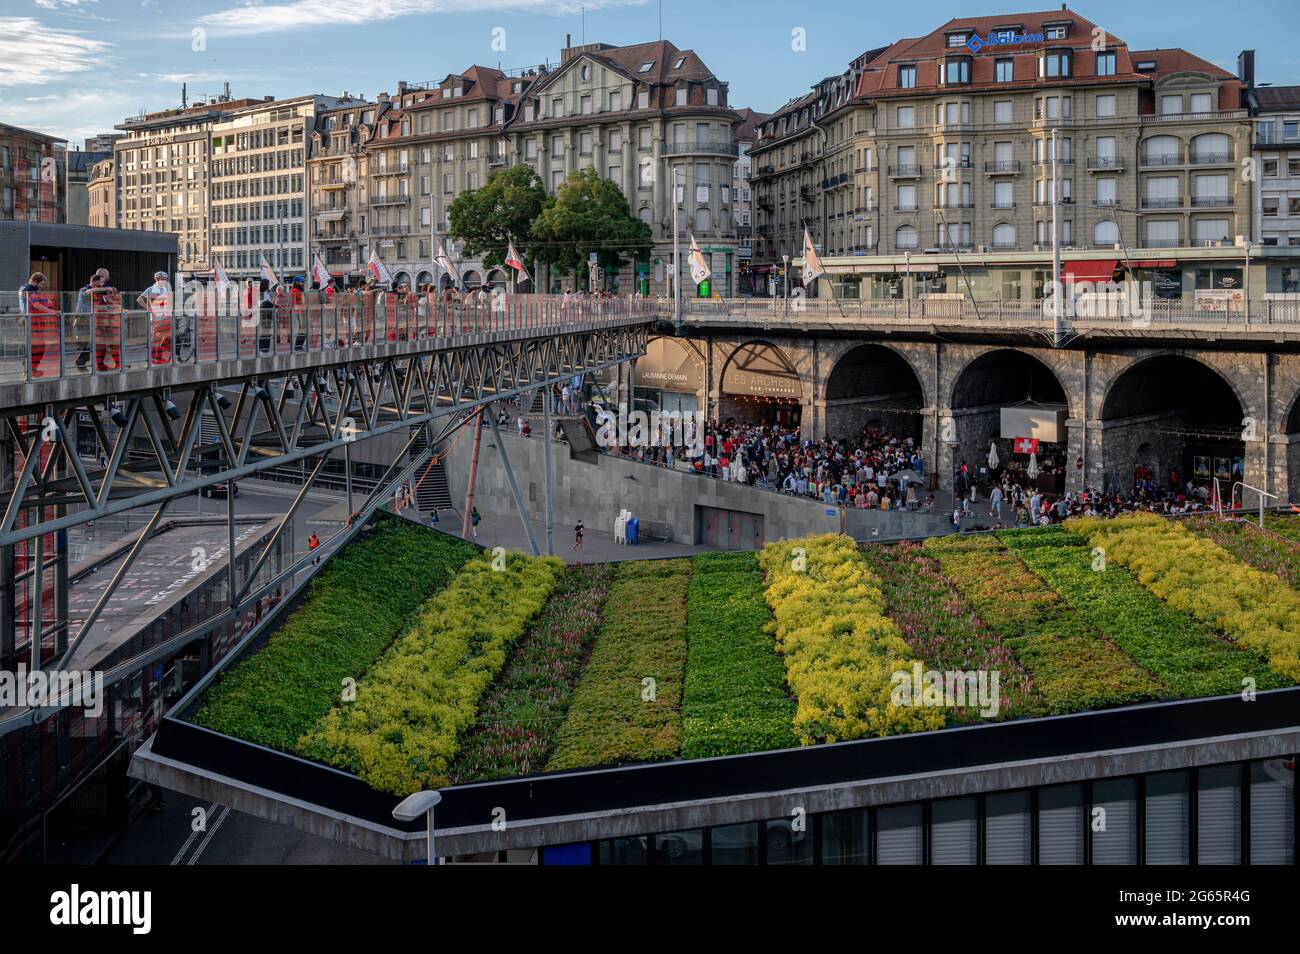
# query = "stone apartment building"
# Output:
<box><xmin>0</xmin><ymin>122</ymin><xmax>65</xmax><ymax>223</ymax></box>
<box><xmin>342</xmin><ymin>39</ymin><xmax>745</xmax><ymax>296</ymax></box>
<box><xmin>88</xmin><ymin>158</ymin><xmax>115</xmax><ymax>230</ymax></box>
<box><xmin>733</xmin><ymin>108</ymin><xmax>766</xmax><ymax>289</ymax></box>
<box><xmin>307</xmin><ymin>98</ymin><xmax>390</xmax><ymax>281</ymax></box>
<box><xmin>751</xmin><ymin>7</ymin><xmax>1257</xmax><ymax>302</ymax></box>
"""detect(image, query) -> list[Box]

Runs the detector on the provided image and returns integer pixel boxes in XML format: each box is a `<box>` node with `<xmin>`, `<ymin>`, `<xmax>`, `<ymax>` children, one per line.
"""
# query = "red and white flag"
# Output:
<box><xmin>311</xmin><ymin>253</ymin><xmax>333</xmax><ymax>288</ymax></box>
<box><xmin>434</xmin><ymin>242</ymin><xmax>458</xmax><ymax>288</ymax></box>
<box><xmin>213</xmin><ymin>256</ymin><xmax>231</xmax><ymax>291</ymax></box>
<box><xmin>802</xmin><ymin>226</ymin><xmax>825</xmax><ymax>284</ymax></box>
<box><xmin>1014</xmin><ymin>437</ymin><xmax>1040</xmax><ymax>455</ymax></box>
<box><xmin>367</xmin><ymin>247</ymin><xmax>392</xmax><ymax>285</ymax></box>
<box><xmin>687</xmin><ymin>233</ymin><xmax>712</xmax><ymax>286</ymax></box>
<box><xmin>504</xmin><ymin>240</ymin><xmax>531</xmax><ymax>285</ymax></box>
<box><xmin>259</xmin><ymin>255</ymin><xmax>279</xmax><ymax>286</ymax></box>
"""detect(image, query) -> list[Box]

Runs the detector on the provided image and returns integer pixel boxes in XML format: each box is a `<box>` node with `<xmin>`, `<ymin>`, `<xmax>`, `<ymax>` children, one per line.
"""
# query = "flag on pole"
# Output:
<box><xmin>259</xmin><ymin>254</ymin><xmax>279</xmax><ymax>286</ymax></box>
<box><xmin>212</xmin><ymin>256</ymin><xmax>230</xmax><ymax>291</ymax></box>
<box><xmin>434</xmin><ymin>242</ymin><xmax>459</xmax><ymax>288</ymax></box>
<box><xmin>311</xmin><ymin>253</ymin><xmax>333</xmax><ymax>288</ymax></box>
<box><xmin>367</xmin><ymin>246</ymin><xmax>392</xmax><ymax>285</ymax></box>
<box><xmin>802</xmin><ymin>226</ymin><xmax>825</xmax><ymax>284</ymax></box>
<box><xmin>687</xmin><ymin>233</ymin><xmax>712</xmax><ymax>286</ymax></box>
<box><xmin>504</xmin><ymin>240</ymin><xmax>531</xmax><ymax>285</ymax></box>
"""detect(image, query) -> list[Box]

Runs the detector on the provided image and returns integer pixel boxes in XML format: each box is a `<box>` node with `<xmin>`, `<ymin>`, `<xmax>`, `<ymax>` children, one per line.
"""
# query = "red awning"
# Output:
<box><xmin>1132</xmin><ymin>259</ymin><xmax>1177</xmax><ymax>269</ymax></box>
<box><xmin>1062</xmin><ymin>259</ymin><xmax>1119</xmax><ymax>283</ymax></box>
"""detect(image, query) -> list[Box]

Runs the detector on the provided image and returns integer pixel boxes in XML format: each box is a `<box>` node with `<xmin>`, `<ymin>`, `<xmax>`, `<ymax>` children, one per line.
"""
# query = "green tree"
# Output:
<box><xmin>446</xmin><ymin>164</ymin><xmax>548</xmax><ymax>272</ymax></box>
<box><xmin>531</xmin><ymin>167</ymin><xmax>652</xmax><ymax>290</ymax></box>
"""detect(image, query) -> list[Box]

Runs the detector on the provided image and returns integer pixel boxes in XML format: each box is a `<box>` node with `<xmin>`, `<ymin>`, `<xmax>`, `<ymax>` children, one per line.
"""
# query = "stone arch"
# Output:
<box><xmin>1099</xmin><ymin>353</ymin><xmax>1245</xmax><ymax>495</ymax></box>
<box><xmin>948</xmin><ymin>348</ymin><xmax>1071</xmax><ymax>490</ymax></box>
<box><xmin>634</xmin><ymin>335</ymin><xmax>707</xmax><ymax>416</ymax></box>
<box><xmin>823</xmin><ymin>343</ymin><xmax>927</xmax><ymax>443</ymax></box>
<box><xmin>718</xmin><ymin>339</ymin><xmax>806</xmax><ymax>427</ymax></box>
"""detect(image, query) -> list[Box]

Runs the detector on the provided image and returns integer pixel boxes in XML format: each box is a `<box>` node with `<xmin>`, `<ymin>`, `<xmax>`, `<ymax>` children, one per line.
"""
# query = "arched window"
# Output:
<box><xmin>992</xmin><ymin>223</ymin><xmax>1016</xmax><ymax>248</ymax></box>
<box><xmin>1142</xmin><ymin>134</ymin><xmax>1181</xmax><ymax>165</ymax></box>
<box><xmin>1094</xmin><ymin>219</ymin><xmax>1119</xmax><ymax>246</ymax></box>
<box><xmin>895</xmin><ymin>225</ymin><xmax>917</xmax><ymax>250</ymax></box>
<box><xmin>638</xmin><ymin>206</ymin><xmax>653</xmax><ymax>224</ymax></box>
<box><xmin>1190</xmin><ymin>132</ymin><xmax>1231</xmax><ymax>163</ymax></box>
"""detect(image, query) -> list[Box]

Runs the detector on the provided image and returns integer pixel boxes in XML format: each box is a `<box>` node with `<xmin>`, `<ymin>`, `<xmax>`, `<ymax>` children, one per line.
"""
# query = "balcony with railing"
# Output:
<box><xmin>1141</xmin><ymin>196</ymin><xmax>1184</xmax><ymax>209</ymax></box>
<box><xmin>370</xmin><ymin>195</ymin><xmax>410</xmax><ymax>207</ymax></box>
<box><xmin>1140</xmin><ymin>151</ymin><xmax>1184</xmax><ymax>167</ymax></box>
<box><xmin>1140</xmin><ymin>109</ymin><xmax>1247</xmax><ymax>124</ymax></box>
<box><xmin>935</xmin><ymin>159</ymin><xmax>974</xmax><ymax>172</ymax></box>
<box><xmin>894</xmin><ymin>203</ymin><xmax>919</xmax><ymax>212</ymax></box>
<box><xmin>1256</xmin><ymin>128</ymin><xmax>1300</xmax><ymax>147</ymax></box>
<box><xmin>662</xmin><ymin>141</ymin><xmax>740</xmax><ymax>157</ymax></box>
<box><xmin>888</xmin><ymin>164</ymin><xmax>922</xmax><ymax>178</ymax></box>
<box><xmin>1032</xmin><ymin>197</ymin><xmax>1075</xmax><ymax>207</ymax></box>
<box><xmin>984</xmin><ymin>160</ymin><xmax>1021</xmax><ymax>174</ymax></box>
<box><xmin>1032</xmin><ymin>155</ymin><xmax>1074</xmax><ymax>166</ymax></box>
<box><xmin>990</xmin><ymin>201</ymin><xmax>1017</xmax><ymax>209</ymax></box>
<box><xmin>934</xmin><ymin>202</ymin><xmax>975</xmax><ymax>210</ymax></box>
<box><xmin>1143</xmin><ymin>237</ymin><xmax>1182</xmax><ymax>247</ymax></box>
<box><xmin>1190</xmin><ymin>151</ymin><xmax>1234</xmax><ymax>165</ymax></box>
<box><xmin>1087</xmin><ymin>156</ymin><xmax>1124</xmax><ymax>171</ymax></box>
<box><xmin>1191</xmin><ymin>195</ymin><xmax>1234</xmax><ymax>207</ymax></box>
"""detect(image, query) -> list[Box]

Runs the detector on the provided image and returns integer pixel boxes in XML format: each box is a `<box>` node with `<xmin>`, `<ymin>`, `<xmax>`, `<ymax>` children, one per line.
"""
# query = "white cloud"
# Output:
<box><xmin>0</xmin><ymin>88</ymin><xmax>137</xmax><ymax>143</ymax></box>
<box><xmin>34</xmin><ymin>0</ymin><xmax>99</xmax><ymax>8</ymax></box>
<box><xmin>0</xmin><ymin>17</ymin><xmax>112</xmax><ymax>87</ymax></box>
<box><xmin>200</xmin><ymin>0</ymin><xmax>645</xmax><ymax>36</ymax></box>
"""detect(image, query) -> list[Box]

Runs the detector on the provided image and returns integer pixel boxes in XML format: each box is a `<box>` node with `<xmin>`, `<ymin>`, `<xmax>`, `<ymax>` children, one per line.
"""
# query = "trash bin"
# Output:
<box><xmin>627</xmin><ymin>517</ymin><xmax>639</xmax><ymax>545</ymax></box>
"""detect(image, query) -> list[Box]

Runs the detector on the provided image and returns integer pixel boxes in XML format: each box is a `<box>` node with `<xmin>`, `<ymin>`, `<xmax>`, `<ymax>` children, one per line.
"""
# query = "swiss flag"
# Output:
<box><xmin>1014</xmin><ymin>437</ymin><xmax>1040</xmax><ymax>455</ymax></box>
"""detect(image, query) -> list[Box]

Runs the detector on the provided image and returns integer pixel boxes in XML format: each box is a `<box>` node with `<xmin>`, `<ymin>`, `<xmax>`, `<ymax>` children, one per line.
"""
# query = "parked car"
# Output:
<box><xmin>202</xmin><ymin>480</ymin><xmax>238</xmax><ymax>499</ymax></box>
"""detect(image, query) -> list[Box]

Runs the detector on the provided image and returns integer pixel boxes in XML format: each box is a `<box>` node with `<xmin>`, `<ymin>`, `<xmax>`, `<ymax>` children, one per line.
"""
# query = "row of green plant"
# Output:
<box><xmin>861</xmin><ymin>542</ymin><xmax>1043</xmax><ymax>722</ymax></box>
<box><xmin>999</xmin><ymin>527</ymin><xmax>1289</xmax><ymax>696</ymax></box>
<box><xmin>546</xmin><ymin>560</ymin><xmax>692</xmax><ymax>771</ymax></box>
<box><xmin>1185</xmin><ymin>515</ymin><xmax>1300</xmax><ymax>591</ymax></box>
<box><xmin>1073</xmin><ymin>513</ymin><xmax>1300</xmax><ymax>681</ymax></box>
<box><xmin>449</xmin><ymin>564</ymin><xmax>616</xmax><ymax>784</ymax></box>
<box><xmin>757</xmin><ymin>535</ymin><xmax>944</xmax><ymax>744</ymax></box>
<box><xmin>297</xmin><ymin>552</ymin><xmax>564</xmax><ymax>795</ymax></box>
<box><xmin>194</xmin><ymin>522</ymin><xmax>478</xmax><ymax>751</ymax></box>
<box><xmin>681</xmin><ymin>552</ymin><xmax>799</xmax><ymax>759</ymax></box>
<box><xmin>1263</xmin><ymin>513</ymin><xmax>1300</xmax><ymax>545</ymax></box>
<box><xmin>922</xmin><ymin>535</ymin><xmax>1162</xmax><ymax>712</ymax></box>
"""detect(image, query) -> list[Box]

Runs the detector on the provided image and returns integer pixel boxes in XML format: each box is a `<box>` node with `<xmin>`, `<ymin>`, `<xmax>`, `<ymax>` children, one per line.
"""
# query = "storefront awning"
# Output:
<box><xmin>1131</xmin><ymin>259</ymin><xmax>1178</xmax><ymax>269</ymax></box>
<box><xmin>315</xmin><ymin>211</ymin><xmax>346</xmax><ymax>222</ymax></box>
<box><xmin>1062</xmin><ymin>259</ymin><xmax>1119</xmax><ymax>283</ymax></box>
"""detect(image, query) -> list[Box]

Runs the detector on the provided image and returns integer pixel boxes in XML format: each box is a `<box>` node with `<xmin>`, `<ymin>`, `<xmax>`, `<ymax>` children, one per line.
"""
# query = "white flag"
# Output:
<box><xmin>687</xmin><ymin>233</ymin><xmax>712</xmax><ymax>286</ymax></box>
<box><xmin>213</xmin><ymin>256</ymin><xmax>230</xmax><ymax>291</ymax></box>
<box><xmin>367</xmin><ymin>247</ymin><xmax>392</xmax><ymax>285</ymax></box>
<box><xmin>259</xmin><ymin>255</ymin><xmax>279</xmax><ymax>286</ymax></box>
<box><xmin>434</xmin><ymin>242</ymin><xmax>459</xmax><ymax>288</ymax></box>
<box><xmin>802</xmin><ymin>227</ymin><xmax>825</xmax><ymax>284</ymax></box>
<box><xmin>311</xmin><ymin>253</ymin><xmax>332</xmax><ymax>288</ymax></box>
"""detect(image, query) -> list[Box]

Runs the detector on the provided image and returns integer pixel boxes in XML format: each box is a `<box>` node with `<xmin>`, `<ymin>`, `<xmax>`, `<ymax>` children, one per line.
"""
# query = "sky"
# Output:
<box><xmin>3</xmin><ymin>0</ymin><xmax>1299</xmax><ymax>146</ymax></box>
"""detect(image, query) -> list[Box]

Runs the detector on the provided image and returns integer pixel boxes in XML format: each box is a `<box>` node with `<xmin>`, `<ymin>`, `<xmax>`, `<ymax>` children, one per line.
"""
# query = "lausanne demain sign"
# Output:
<box><xmin>967</xmin><ymin>30</ymin><xmax>1045</xmax><ymax>52</ymax></box>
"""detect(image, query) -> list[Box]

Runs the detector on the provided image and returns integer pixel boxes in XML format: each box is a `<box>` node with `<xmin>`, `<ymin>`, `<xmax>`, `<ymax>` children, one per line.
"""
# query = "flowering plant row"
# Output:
<box><xmin>1072</xmin><ymin>513</ymin><xmax>1300</xmax><ymax>681</ymax></box>
<box><xmin>682</xmin><ymin>552</ymin><xmax>798</xmax><ymax>758</ymax></box>
<box><xmin>758</xmin><ymin>535</ymin><xmax>944</xmax><ymax>744</ymax></box>
<box><xmin>861</xmin><ymin>542</ymin><xmax>1042</xmax><ymax>722</ymax></box>
<box><xmin>547</xmin><ymin>560</ymin><xmax>692</xmax><ymax>771</ymax></box>
<box><xmin>297</xmin><ymin>552</ymin><xmax>564</xmax><ymax>795</ymax></box>
<box><xmin>450</xmin><ymin>564</ymin><xmax>615</xmax><ymax>784</ymax></box>
<box><xmin>195</xmin><ymin>522</ymin><xmax>478</xmax><ymax>751</ymax></box>
<box><xmin>1000</xmin><ymin>527</ymin><xmax>1288</xmax><ymax>697</ymax></box>
<box><xmin>1185</xmin><ymin>516</ymin><xmax>1300</xmax><ymax>591</ymax></box>
<box><xmin>922</xmin><ymin>535</ymin><xmax>1160</xmax><ymax>712</ymax></box>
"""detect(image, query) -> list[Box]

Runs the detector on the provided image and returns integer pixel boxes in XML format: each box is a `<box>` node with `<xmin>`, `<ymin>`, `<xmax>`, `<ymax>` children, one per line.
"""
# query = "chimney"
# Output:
<box><xmin>1238</xmin><ymin>50</ymin><xmax>1255</xmax><ymax>89</ymax></box>
<box><xmin>182</xmin><ymin>82</ymin><xmax>187</xmax><ymax>109</ymax></box>
<box><xmin>223</xmin><ymin>81</ymin><xmax>231</xmax><ymax>101</ymax></box>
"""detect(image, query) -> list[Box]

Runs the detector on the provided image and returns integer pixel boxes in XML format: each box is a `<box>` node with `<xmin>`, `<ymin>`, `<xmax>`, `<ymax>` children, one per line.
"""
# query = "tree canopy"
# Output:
<box><xmin>446</xmin><ymin>164</ymin><xmax>548</xmax><ymax>271</ymax></box>
<box><xmin>530</xmin><ymin>168</ymin><xmax>652</xmax><ymax>288</ymax></box>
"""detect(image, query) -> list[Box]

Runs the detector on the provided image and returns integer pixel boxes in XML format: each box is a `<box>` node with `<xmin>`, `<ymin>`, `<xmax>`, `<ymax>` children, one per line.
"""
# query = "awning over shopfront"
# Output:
<box><xmin>315</xmin><ymin>211</ymin><xmax>346</xmax><ymax>222</ymax></box>
<box><xmin>1061</xmin><ymin>259</ymin><xmax>1119</xmax><ymax>283</ymax></box>
<box><xmin>1131</xmin><ymin>260</ymin><xmax>1178</xmax><ymax>269</ymax></box>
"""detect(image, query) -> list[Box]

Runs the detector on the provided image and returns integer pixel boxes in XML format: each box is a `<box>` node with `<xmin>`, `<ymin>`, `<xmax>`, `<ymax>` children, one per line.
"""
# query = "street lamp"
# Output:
<box><xmin>393</xmin><ymin>790</ymin><xmax>442</xmax><ymax>866</ymax></box>
<box><xmin>1237</xmin><ymin>235</ymin><xmax>1255</xmax><ymax>324</ymax></box>
<box><xmin>782</xmin><ymin>253</ymin><xmax>790</xmax><ymax>318</ymax></box>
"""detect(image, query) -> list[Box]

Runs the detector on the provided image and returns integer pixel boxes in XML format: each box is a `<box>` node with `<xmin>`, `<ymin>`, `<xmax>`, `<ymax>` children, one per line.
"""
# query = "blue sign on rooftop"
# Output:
<box><xmin>967</xmin><ymin>30</ymin><xmax>1045</xmax><ymax>53</ymax></box>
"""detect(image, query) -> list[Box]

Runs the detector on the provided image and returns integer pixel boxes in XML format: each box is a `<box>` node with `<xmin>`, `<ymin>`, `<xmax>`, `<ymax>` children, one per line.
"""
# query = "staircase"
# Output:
<box><xmin>408</xmin><ymin>426</ymin><xmax>455</xmax><ymax>511</ymax></box>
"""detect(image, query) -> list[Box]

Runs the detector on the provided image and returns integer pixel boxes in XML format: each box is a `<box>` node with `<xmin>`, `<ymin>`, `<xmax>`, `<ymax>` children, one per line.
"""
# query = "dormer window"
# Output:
<box><xmin>942</xmin><ymin>56</ymin><xmax>972</xmax><ymax>85</ymax></box>
<box><xmin>674</xmin><ymin>56</ymin><xmax>686</xmax><ymax>69</ymax></box>
<box><xmin>946</xmin><ymin>32</ymin><xmax>968</xmax><ymax>48</ymax></box>
<box><xmin>1045</xmin><ymin>23</ymin><xmax>1069</xmax><ymax>40</ymax></box>
<box><xmin>899</xmin><ymin>64</ymin><xmax>917</xmax><ymax>89</ymax></box>
<box><xmin>638</xmin><ymin>61</ymin><xmax>654</xmax><ymax>73</ymax></box>
<box><xmin>1038</xmin><ymin>49</ymin><xmax>1073</xmax><ymax>78</ymax></box>
<box><xmin>1136</xmin><ymin>60</ymin><xmax>1157</xmax><ymax>72</ymax></box>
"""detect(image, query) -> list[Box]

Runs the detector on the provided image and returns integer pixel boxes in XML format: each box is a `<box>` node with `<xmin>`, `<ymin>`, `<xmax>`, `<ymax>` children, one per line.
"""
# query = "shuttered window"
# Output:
<box><xmin>1249</xmin><ymin>759</ymin><xmax>1295</xmax><ymax>864</ymax></box>
<box><xmin>1145</xmin><ymin>771</ymin><xmax>1190</xmax><ymax>864</ymax></box>
<box><xmin>876</xmin><ymin>804</ymin><xmax>923</xmax><ymax>864</ymax></box>
<box><xmin>1091</xmin><ymin>778</ymin><xmax>1137</xmax><ymax>864</ymax></box>
<box><xmin>931</xmin><ymin>797</ymin><xmax>978</xmax><ymax>864</ymax></box>
<box><xmin>985</xmin><ymin>791</ymin><xmax>1031</xmax><ymax>864</ymax></box>
<box><xmin>1039</xmin><ymin>784</ymin><xmax>1085</xmax><ymax>864</ymax></box>
<box><xmin>1197</xmin><ymin>765</ymin><xmax>1242</xmax><ymax>864</ymax></box>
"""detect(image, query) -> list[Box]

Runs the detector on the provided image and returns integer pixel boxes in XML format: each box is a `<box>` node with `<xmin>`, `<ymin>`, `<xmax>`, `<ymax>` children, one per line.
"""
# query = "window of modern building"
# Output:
<box><xmin>1096</xmin><ymin>51</ymin><xmax>1117</xmax><ymax>76</ymax></box>
<box><xmin>984</xmin><ymin>791</ymin><xmax>1031</xmax><ymax>863</ymax></box>
<box><xmin>1146</xmin><ymin>770</ymin><xmax>1191</xmax><ymax>863</ymax></box>
<box><xmin>710</xmin><ymin>823</ymin><xmax>758</xmax><ymax>864</ymax></box>
<box><xmin>899</xmin><ymin>65</ymin><xmax>917</xmax><ymax>89</ymax></box>
<box><xmin>1039</xmin><ymin>784</ymin><xmax>1085</xmax><ymax>864</ymax></box>
<box><xmin>930</xmin><ymin>798</ymin><xmax>978</xmax><ymax>864</ymax></box>
<box><xmin>1090</xmin><ymin>778</ymin><xmax>1137</xmax><ymax>863</ymax></box>
<box><xmin>1197</xmin><ymin>765</ymin><xmax>1243</xmax><ymax>864</ymax></box>
<box><xmin>1249</xmin><ymin>758</ymin><xmax>1295</xmax><ymax>864</ymax></box>
<box><xmin>995</xmin><ymin>59</ymin><xmax>1014</xmax><ymax>83</ymax></box>
<box><xmin>820</xmin><ymin>809</ymin><xmax>870</xmax><ymax>864</ymax></box>
<box><xmin>876</xmin><ymin>803</ymin><xmax>924</xmax><ymax>863</ymax></box>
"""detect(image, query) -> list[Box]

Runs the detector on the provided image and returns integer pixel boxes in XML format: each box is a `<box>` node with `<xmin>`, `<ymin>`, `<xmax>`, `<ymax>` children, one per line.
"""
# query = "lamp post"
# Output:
<box><xmin>393</xmin><ymin>790</ymin><xmax>442</xmax><ymax>866</ymax></box>
<box><xmin>1240</xmin><ymin>237</ymin><xmax>1255</xmax><ymax>324</ymax></box>
<box><xmin>782</xmin><ymin>253</ymin><xmax>790</xmax><ymax>318</ymax></box>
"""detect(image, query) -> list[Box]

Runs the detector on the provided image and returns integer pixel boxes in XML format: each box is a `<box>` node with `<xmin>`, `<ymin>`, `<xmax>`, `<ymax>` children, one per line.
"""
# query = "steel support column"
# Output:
<box><xmin>489</xmin><ymin>412</ymin><xmax>540</xmax><ymax>557</ymax></box>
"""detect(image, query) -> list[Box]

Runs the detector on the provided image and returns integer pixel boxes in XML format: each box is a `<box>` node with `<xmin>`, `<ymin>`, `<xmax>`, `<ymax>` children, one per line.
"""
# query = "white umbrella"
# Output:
<box><xmin>987</xmin><ymin>441</ymin><xmax>1000</xmax><ymax>470</ymax></box>
<box><xmin>1026</xmin><ymin>452</ymin><xmax>1040</xmax><ymax>480</ymax></box>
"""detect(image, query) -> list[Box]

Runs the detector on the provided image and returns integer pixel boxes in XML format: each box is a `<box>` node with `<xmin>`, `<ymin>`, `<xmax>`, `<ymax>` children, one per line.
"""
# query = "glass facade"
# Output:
<box><xmin>545</xmin><ymin>756</ymin><xmax>1296</xmax><ymax>865</ymax></box>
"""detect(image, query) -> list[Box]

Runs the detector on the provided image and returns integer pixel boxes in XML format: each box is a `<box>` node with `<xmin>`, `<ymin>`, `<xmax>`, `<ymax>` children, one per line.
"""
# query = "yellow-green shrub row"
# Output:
<box><xmin>1073</xmin><ymin>512</ymin><xmax>1300</xmax><ymax>681</ymax></box>
<box><xmin>296</xmin><ymin>552</ymin><xmax>564</xmax><ymax>795</ymax></box>
<box><xmin>757</xmin><ymin>534</ymin><xmax>945</xmax><ymax>744</ymax></box>
<box><xmin>546</xmin><ymin>560</ymin><xmax>692</xmax><ymax>772</ymax></box>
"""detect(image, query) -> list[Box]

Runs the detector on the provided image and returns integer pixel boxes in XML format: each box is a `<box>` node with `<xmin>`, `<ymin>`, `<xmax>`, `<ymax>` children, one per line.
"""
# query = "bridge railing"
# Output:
<box><xmin>674</xmin><ymin>296</ymin><xmax>1300</xmax><ymax>326</ymax></box>
<box><xmin>0</xmin><ymin>291</ymin><xmax>655</xmax><ymax>383</ymax></box>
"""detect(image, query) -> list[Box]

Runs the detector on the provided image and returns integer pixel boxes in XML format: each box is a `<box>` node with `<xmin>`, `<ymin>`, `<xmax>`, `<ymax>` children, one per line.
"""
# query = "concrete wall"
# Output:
<box><xmin>443</xmin><ymin>428</ymin><xmax>953</xmax><ymax>547</ymax></box>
